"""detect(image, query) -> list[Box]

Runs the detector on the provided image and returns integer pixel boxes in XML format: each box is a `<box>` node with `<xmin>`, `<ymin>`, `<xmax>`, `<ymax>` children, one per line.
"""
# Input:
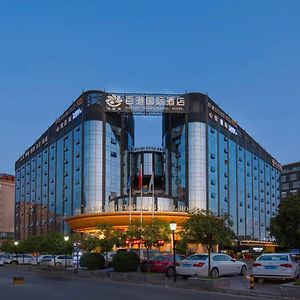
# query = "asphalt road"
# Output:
<box><xmin>0</xmin><ymin>267</ymin><xmax>279</xmax><ymax>300</ymax></box>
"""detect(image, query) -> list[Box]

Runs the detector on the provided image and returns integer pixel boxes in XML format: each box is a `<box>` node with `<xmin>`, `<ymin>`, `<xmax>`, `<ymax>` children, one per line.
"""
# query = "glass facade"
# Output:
<box><xmin>163</xmin><ymin>93</ymin><xmax>281</xmax><ymax>240</ymax></box>
<box><xmin>83</xmin><ymin>120</ymin><xmax>103</xmax><ymax>213</ymax></box>
<box><xmin>188</xmin><ymin>122</ymin><xmax>206</xmax><ymax>211</ymax></box>
<box><xmin>15</xmin><ymin>90</ymin><xmax>281</xmax><ymax>241</ymax></box>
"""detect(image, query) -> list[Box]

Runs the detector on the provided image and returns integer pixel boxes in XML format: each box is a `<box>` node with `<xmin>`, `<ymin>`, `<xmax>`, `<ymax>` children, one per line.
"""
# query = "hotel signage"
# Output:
<box><xmin>208</xmin><ymin>102</ymin><xmax>238</xmax><ymax>136</ymax></box>
<box><xmin>105</xmin><ymin>93</ymin><xmax>186</xmax><ymax>114</ymax></box>
<box><xmin>19</xmin><ymin>98</ymin><xmax>83</xmax><ymax>162</ymax></box>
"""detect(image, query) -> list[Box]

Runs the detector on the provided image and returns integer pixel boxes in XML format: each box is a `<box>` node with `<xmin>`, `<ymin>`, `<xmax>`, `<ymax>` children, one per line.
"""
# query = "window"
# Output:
<box><xmin>292</xmin><ymin>181</ymin><xmax>300</xmax><ymax>189</ymax></box>
<box><xmin>210</xmin><ymin>153</ymin><xmax>216</xmax><ymax>159</ymax></box>
<box><xmin>290</xmin><ymin>173</ymin><xmax>297</xmax><ymax>181</ymax></box>
<box><xmin>210</xmin><ymin>166</ymin><xmax>216</xmax><ymax>172</ymax></box>
<box><xmin>282</xmin><ymin>183</ymin><xmax>289</xmax><ymax>190</ymax></box>
<box><xmin>111</xmin><ymin>152</ymin><xmax>117</xmax><ymax>158</ymax></box>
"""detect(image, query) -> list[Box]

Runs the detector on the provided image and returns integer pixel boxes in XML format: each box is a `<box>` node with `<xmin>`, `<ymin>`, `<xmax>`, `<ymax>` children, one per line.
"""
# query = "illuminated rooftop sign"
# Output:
<box><xmin>105</xmin><ymin>93</ymin><xmax>186</xmax><ymax>114</ymax></box>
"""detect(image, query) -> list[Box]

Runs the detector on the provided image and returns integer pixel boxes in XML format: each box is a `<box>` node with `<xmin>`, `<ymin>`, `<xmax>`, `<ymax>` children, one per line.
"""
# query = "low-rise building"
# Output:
<box><xmin>0</xmin><ymin>173</ymin><xmax>15</xmax><ymax>239</ymax></box>
<box><xmin>281</xmin><ymin>162</ymin><xmax>300</xmax><ymax>199</ymax></box>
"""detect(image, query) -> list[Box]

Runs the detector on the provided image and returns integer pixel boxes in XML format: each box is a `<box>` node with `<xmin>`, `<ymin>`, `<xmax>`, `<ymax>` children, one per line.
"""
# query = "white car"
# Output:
<box><xmin>0</xmin><ymin>256</ymin><xmax>4</xmax><ymax>266</ymax></box>
<box><xmin>2</xmin><ymin>254</ymin><xmax>13</xmax><ymax>264</ymax></box>
<box><xmin>31</xmin><ymin>255</ymin><xmax>54</xmax><ymax>265</ymax></box>
<box><xmin>39</xmin><ymin>255</ymin><xmax>73</xmax><ymax>267</ymax></box>
<box><xmin>177</xmin><ymin>253</ymin><xmax>247</xmax><ymax>278</ymax></box>
<box><xmin>11</xmin><ymin>254</ymin><xmax>34</xmax><ymax>265</ymax></box>
<box><xmin>252</xmin><ymin>253</ymin><xmax>300</xmax><ymax>280</ymax></box>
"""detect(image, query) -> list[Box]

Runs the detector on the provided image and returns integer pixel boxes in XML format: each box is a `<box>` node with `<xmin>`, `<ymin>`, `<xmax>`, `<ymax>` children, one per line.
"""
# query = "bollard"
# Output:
<box><xmin>249</xmin><ymin>274</ymin><xmax>254</xmax><ymax>289</ymax></box>
<box><xmin>12</xmin><ymin>276</ymin><xmax>24</xmax><ymax>285</ymax></box>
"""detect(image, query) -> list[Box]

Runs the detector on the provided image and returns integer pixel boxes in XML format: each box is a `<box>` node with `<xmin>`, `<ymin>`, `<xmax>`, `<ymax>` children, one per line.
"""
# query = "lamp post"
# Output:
<box><xmin>64</xmin><ymin>236</ymin><xmax>69</xmax><ymax>269</ymax></box>
<box><xmin>170</xmin><ymin>222</ymin><xmax>177</xmax><ymax>282</ymax></box>
<box><xmin>14</xmin><ymin>241</ymin><xmax>19</xmax><ymax>264</ymax></box>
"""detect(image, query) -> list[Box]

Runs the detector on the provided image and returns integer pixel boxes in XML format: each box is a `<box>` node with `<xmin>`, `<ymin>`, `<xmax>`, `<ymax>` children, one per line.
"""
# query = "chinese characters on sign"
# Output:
<box><xmin>105</xmin><ymin>93</ymin><xmax>186</xmax><ymax>113</ymax></box>
<box><xmin>19</xmin><ymin>136</ymin><xmax>48</xmax><ymax>162</ymax></box>
<box><xmin>208</xmin><ymin>102</ymin><xmax>238</xmax><ymax>136</ymax></box>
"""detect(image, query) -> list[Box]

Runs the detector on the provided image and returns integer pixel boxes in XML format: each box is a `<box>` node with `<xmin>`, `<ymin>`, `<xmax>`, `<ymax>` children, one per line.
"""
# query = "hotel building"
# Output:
<box><xmin>15</xmin><ymin>91</ymin><xmax>281</xmax><ymax>241</ymax></box>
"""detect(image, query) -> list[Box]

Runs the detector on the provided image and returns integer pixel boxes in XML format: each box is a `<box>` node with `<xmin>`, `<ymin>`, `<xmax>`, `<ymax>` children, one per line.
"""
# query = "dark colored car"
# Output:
<box><xmin>140</xmin><ymin>254</ymin><xmax>185</xmax><ymax>277</ymax></box>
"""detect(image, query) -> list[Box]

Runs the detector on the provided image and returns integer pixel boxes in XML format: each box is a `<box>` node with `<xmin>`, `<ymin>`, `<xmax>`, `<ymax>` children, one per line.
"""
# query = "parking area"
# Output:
<box><xmin>1</xmin><ymin>262</ymin><xmax>297</xmax><ymax>299</ymax></box>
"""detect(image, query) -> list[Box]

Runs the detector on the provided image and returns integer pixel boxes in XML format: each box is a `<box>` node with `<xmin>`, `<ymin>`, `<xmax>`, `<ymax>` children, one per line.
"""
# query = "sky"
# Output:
<box><xmin>0</xmin><ymin>0</ymin><xmax>299</xmax><ymax>174</ymax></box>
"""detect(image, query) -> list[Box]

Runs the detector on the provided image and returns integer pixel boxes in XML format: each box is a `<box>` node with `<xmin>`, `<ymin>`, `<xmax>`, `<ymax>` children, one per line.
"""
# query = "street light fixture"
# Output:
<box><xmin>64</xmin><ymin>236</ymin><xmax>69</xmax><ymax>269</ymax></box>
<box><xmin>14</xmin><ymin>241</ymin><xmax>19</xmax><ymax>264</ymax></box>
<box><xmin>170</xmin><ymin>222</ymin><xmax>177</xmax><ymax>282</ymax></box>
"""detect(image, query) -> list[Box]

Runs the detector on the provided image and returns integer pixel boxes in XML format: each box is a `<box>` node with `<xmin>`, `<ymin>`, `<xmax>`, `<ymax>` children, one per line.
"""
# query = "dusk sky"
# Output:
<box><xmin>1</xmin><ymin>0</ymin><xmax>299</xmax><ymax>174</ymax></box>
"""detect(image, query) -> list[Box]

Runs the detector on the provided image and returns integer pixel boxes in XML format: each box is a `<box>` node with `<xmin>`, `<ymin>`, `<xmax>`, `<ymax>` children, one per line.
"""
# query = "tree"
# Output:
<box><xmin>0</xmin><ymin>240</ymin><xmax>15</xmax><ymax>253</ymax></box>
<box><xmin>270</xmin><ymin>195</ymin><xmax>300</xmax><ymax>249</ymax></box>
<box><xmin>126</xmin><ymin>220</ymin><xmax>170</xmax><ymax>271</ymax></box>
<box><xmin>96</xmin><ymin>224</ymin><xmax>126</xmax><ymax>265</ymax></box>
<box><xmin>80</xmin><ymin>235</ymin><xmax>100</xmax><ymax>252</ymax></box>
<box><xmin>181</xmin><ymin>210</ymin><xmax>235</xmax><ymax>276</ymax></box>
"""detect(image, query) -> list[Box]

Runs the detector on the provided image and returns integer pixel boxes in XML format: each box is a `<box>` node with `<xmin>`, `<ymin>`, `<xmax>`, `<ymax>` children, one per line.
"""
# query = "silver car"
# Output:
<box><xmin>252</xmin><ymin>253</ymin><xmax>300</xmax><ymax>280</ymax></box>
<box><xmin>11</xmin><ymin>254</ymin><xmax>34</xmax><ymax>265</ymax></box>
<box><xmin>40</xmin><ymin>255</ymin><xmax>73</xmax><ymax>267</ymax></box>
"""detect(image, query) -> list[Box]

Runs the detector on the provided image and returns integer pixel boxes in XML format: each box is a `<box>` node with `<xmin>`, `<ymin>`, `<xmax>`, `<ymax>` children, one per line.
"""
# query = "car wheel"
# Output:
<box><xmin>239</xmin><ymin>265</ymin><xmax>247</xmax><ymax>276</ymax></box>
<box><xmin>166</xmin><ymin>267</ymin><xmax>175</xmax><ymax>278</ymax></box>
<box><xmin>182</xmin><ymin>275</ymin><xmax>190</xmax><ymax>279</ymax></box>
<box><xmin>55</xmin><ymin>262</ymin><xmax>62</xmax><ymax>267</ymax></box>
<box><xmin>210</xmin><ymin>267</ymin><xmax>219</xmax><ymax>278</ymax></box>
<box><xmin>12</xmin><ymin>261</ymin><xmax>18</xmax><ymax>265</ymax></box>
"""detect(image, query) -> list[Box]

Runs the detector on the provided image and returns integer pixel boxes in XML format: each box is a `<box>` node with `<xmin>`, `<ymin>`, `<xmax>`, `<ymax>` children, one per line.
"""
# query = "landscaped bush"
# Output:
<box><xmin>79</xmin><ymin>252</ymin><xmax>105</xmax><ymax>269</ymax></box>
<box><xmin>112</xmin><ymin>251</ymin><xmax>140</xmax><ymax>272</ymax></box>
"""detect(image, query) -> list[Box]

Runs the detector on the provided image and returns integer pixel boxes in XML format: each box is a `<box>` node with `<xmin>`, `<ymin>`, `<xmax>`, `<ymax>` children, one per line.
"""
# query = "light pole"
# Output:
<box><xmin>14</xmin><ymin>241</ymin><xmax>19</xmax><ymax>264</ymax></box>
<box><xmin>170</xmin><ymin>222</ymin><xmax>177</xmax><ymax>282</ymax></box>
<box><xmin>64</xmin><ymin>236</ymin><xmax>69</xmax><ymax>269</ymax></box>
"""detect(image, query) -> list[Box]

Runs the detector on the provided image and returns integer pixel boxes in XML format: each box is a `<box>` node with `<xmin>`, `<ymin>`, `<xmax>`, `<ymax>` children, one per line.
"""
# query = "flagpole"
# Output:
<box><xmin>152</xmin><ymin>171</ymin><xmax>155</xmax><ymax>219</ymax></box>
<box><xmin>140</xmin><ymin>164</ymin><xmax>143</xmax><ymax>225</ymax></box>
<box><xmin>129</xmin><ymin>181</ymin><xmax>132</xmax><ymax>224</ymax></box>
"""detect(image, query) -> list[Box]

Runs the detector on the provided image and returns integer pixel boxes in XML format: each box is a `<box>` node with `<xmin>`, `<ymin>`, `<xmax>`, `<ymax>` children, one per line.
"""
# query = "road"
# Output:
<box><xmin>0</xmin><ymin>267</ymin><xmax>277</xmax><ymax>300</ymax></box>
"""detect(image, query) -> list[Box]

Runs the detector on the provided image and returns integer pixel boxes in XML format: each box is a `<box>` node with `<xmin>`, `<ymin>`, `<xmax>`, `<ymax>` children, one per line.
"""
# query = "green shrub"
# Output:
<box><xmin>112</xmin><ymin>251</ymin><xmax>140</xmax><ymax>272</ymax></box>
<box><xmin>79</xmin><ymin>252</ymin><xmax>105</xmax><ymax>269</ymax></box>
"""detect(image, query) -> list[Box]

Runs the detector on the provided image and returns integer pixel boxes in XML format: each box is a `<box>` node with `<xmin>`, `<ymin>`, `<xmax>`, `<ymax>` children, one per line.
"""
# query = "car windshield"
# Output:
<box><xmin>186</xmin><ymin>254</ymin><xmax>208</xmax><ymax>261</ymax></box>
<box><xmin>258</xmin><ymin>255</ymin><xmax>288</xmax><ymax>261</ymax></box>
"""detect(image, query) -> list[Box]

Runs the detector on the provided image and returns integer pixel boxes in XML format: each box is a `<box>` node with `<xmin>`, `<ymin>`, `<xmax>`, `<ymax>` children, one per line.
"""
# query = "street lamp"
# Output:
<box><xmin>170</xmin><ymin>222</ymin><xmax>177</xmax><ymax>282</ymax></box>
<box><xmin>14</xmin><ymin>241</ymin><xmax>19</xmax><ymax>264</ymax></box>
<box><xmin>64</xmin><ymin>236</ymin><xmax>69</xmax><ymax>269</ymax></box>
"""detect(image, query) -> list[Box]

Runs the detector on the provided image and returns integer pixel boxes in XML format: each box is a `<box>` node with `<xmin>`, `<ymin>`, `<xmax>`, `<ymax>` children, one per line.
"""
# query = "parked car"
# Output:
<box><xmin>117</xmin><ymin>248</ymin><xmax>160</xmax><ymax>261</ymax></box>
<box><xmin>102</xmin><ymin>251</ymin><xmax>116</xmax><ymax>267</ymax></box>
<box><xmin>2</xmin><ymin>254</ymin><xmax>13</xmax><ymax>264</ymax></box>
<box><xmin>177</xmin><ymin>253</ymin><xmax>247</xmax><ymax>278</ymax></box>
<box><xmin>31</xmin><ymin>255</ymin><xmax>54</xmax><ymax>266</ymax></box>
<box><xmin>252</xmin><ymin>253</ymin><xmax>300</xmax><ymax>280</ymax></box>
<box><xmin>11</xmin><ymin>254</ymin><xmax>34</xmax><ymax>265</ymax></box>
<box><xmin>39</xmin><ymin>255</ymin><xmax>73</xmax><ymax>267</ymax></box>
<box><xmin>140</xmin><ymin>254</ymin><xmax>185</xmax><ymax>277</ymax></box>
<box><xmin>0</xmin><ymin>255</ymin><xmax>4</xmax><ymax>266</ymax></box>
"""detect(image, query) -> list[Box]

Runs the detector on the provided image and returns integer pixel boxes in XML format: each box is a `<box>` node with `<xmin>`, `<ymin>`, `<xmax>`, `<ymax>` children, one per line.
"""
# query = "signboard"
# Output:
<box><xmin>105</xmin><ymin>93</ymin><xmax>186</xmax><ymax>114</ymax></box>
<box><xmin>208</xmin><ymin>102</ymin><xmax>238</xmax><ymax>136</ymax></box>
